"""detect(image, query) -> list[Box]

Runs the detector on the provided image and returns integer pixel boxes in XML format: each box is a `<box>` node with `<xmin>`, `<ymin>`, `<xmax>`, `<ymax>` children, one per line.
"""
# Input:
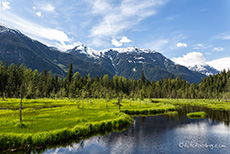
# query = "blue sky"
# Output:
<box><xmin>0</xmin><ymin>0</ymin><xmax>229</xmax><ymax>70</ymax></box>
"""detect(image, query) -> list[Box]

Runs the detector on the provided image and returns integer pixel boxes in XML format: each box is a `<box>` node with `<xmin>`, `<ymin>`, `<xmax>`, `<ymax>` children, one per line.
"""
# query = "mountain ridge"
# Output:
<box><xmin>69</xmin><ymin>43</ymin><xmax>206</xmax><ymax>83</ymax></box>
<box><xmin>188</xmin><ymin>64</ymin><xmax>219</xmax><ymax>76</ymax></box>
<box><xmin>0</xmin><ymin>23</ymin><xmax>206</xmax><ymax>83</ymax></box>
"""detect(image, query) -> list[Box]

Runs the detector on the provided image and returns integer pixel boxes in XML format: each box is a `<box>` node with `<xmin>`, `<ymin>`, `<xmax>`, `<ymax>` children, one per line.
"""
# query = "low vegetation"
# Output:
<box><xmin>0</xmin><ymin>62</ymin><xmax>230</xmax><ymax>151</ymax></box>
<box><xmin>0</xmin><ymin>98</ymin><xmax>175</xmax><ymax>151</ymax></box>
<box><xmin>157</xmin><ymin>99</ymin><xmax>230</xmax><ymax>111</ymax></box>
<box><xmin>186</xmin><ymin>111</ymin><xmax>206</xmax><ymax>119</ymax></box>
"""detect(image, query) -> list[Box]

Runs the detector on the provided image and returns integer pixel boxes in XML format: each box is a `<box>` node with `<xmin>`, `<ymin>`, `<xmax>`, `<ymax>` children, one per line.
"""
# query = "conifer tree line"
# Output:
<box><xmin>0</xmin><ymin>62</ymin><xmax>230</xmax><ymax>100</ymax></box>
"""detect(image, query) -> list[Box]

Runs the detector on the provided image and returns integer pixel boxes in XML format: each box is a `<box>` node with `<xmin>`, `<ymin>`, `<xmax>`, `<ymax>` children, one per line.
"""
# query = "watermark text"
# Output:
<box><xmin>178</xmin><ymin>142</ymin><xmax>226</xmax><ymax>149</ymax></box>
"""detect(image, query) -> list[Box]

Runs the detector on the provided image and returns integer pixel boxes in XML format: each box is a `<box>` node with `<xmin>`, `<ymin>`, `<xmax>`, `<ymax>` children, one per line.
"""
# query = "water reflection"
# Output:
<box><xmin>176</xmin><ymin>106</ymin><xmax>230</xmax><ymax>126</ymax></box>
<box><xmin>39</xmin><ymin>106</ymin><xmax>230</xmax><ymax>153</ymax></box>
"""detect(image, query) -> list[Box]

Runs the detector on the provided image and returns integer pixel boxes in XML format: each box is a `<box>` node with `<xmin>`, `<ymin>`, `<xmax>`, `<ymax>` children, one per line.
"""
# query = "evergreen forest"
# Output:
<box><xmin>0</xmin><ymin>61</ymin><xmax>229</xmax><ymax>100</ymax></box>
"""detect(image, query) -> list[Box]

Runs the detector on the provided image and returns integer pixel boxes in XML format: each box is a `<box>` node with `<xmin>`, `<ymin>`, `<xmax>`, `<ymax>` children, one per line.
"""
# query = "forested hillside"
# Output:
<box><xmin>0</xmin><ymin>62</ymin><xmax>229</xmax><ymax>100</ymax></box>
<box><xmin>0</xmin><ymin>24</ymin><xmax>206</xmax><ymax>83</ymax></box>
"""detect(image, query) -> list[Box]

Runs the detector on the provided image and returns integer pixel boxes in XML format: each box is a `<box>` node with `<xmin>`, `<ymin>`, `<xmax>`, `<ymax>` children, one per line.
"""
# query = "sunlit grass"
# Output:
<box><xmin>0</xmin><ymin>98</ymin><xmax>175</xmax><ymax>134</ymax></box>
<box><xmin>1</xmin><ymin>98</ymin><xmax>227</xmax><ymax>151</ymax></box>
<box><xmin>151</xmin><ymin>98</ymin><xmax>230</xmax><ymax>111</ymax></box>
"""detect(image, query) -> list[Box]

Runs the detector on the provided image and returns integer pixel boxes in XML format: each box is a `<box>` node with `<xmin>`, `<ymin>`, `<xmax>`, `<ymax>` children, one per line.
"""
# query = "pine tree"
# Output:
<box><xmin>67</xmin><ymin>63</ymin><xmax>73</xmax><ymax>83</ymax></box>
<box><xmin>141</xmin><ymin>70</ymin><xmax>146</xmax><ymax>86</ymax></box>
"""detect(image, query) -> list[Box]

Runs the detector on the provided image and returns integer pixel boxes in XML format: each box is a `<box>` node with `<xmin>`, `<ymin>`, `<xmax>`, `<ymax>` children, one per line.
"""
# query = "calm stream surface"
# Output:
<box><xmin>40</xmin><ymin>106</ymin><xmax>230</xmax><ymax>154</ymax></box>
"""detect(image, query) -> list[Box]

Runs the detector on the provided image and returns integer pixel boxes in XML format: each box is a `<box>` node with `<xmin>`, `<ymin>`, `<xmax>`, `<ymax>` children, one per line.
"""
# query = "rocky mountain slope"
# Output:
<box><xmin>0</xmin><ymin>23</ymin><xmax>206</xmax><ymax>83</ymax></box>
<box><xmin>188</xmin><ymin>64</ymin><xmax>219</xmax><ymax>76</ymax></box>
<box><xmin>0</xmin><ymin>23</ymin><xmax>113</xmax><ymax>77</ymax></box>
<box><xmin>69</xmin><ymin>44</ymin><xmax>206</xmax><ymax>83</ymax></box>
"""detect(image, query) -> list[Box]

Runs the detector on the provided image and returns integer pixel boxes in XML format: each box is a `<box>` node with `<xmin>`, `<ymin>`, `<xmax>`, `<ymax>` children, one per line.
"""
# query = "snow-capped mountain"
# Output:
<box><xmin>69</xmin><ymin>44</ymin><xmax>206</xmax><ymax>83</ymax></box>
<box><xmin>0</xmin><ymin>23</ymin><xmax>19</xmax><ymax>33</ymax></box>
<box><xmin>0</xmin><ymin>24</ymin><xmax>113</xmax><ymax>77</ymax></box>
<box><xmin>188</xmin><ymin>65</ymin><xmax>219</xmax><ymax>76</ymax></box>
<box><xmin>71</xmin><ymin>43</ymin><xmax>156</xmax><ymax>58</ymax></box>
<box><xmin>0</xmin><ymin>23</ymin><xmax>206</xmax><ymax>83</ymax></box>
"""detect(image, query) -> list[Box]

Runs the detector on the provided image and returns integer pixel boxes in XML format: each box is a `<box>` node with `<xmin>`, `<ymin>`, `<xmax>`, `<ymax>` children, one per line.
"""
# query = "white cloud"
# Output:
<box><xmin>193</xmin><ymin>43</ymin><xmax>206</xmax><ymax>50</ymax></box>
<box><xmin>2</xmin><ymin>2</ymin><xmax>10</xmax><ymax>10</ymax></box>
<box><xmin>120</xmin><ymin>36</ymin><xmax>132</xmax><ymax>43</ymax></box>
<box><xmin>193</xmin><ymin>43</ymin><xmax>216</xmax><ymax>51</ymax></box>
<box><xmin>0</xmin><ymin>10</ymin><xmax>71</xmax><ymax>50</ymax></box>
<box><xmin>35</xmin><ymin>3</ymin><xmax>55</xmax><ymax>12</ymax></box>
<box><xmin>41</xmin><ymin>3</ymin><xmax>55</xmax><ymax>12</ymax></box>
<box><xmin>111</xmin><ymin>38</ymin><xmax>122</xmax><ymax>47</ymax></box>
<box><xmin>216</xmin><ymin>32</ymin><xmax>230</xmax><ymax>40</ymax></box>
<box><xmin>172</xmin><ymin>52</ymin><xmax>206</xmax><ymax>67</ymax></box>
<box><xmin>89</xmin><ymin>0</ymin><xmax>167</xmax><ymax>46</ymax></box>
<box><xmin>206</xmin><ymin>57</ymin><xmax>230</xmax><ymax>71</ymax></box>
<box><xmin>148</xmin><ymin>32</ymin><xmax>188</xmax><ymax>51</ymax></box>
<box><xmin>111</xmin><ymin>36</ymin><xmax>132</xmax><ymax>47</ymax></box>
<box><xmin>56</xmin><ymin>42</ymin><xmax>80</xmax><ymax>51</ymax></box>
<box><xmin>221</xmin><ymin>35</ymin><xmax>230</xmax><ymax>40</ymax></box>
<box><xmin>36</xmin><ymin>11</ymin><xmax>42</xmax><ymax>17</ymax></box>
<box><xmin>212</xmin><ymin>47</ymin><xmax>224</xmax><ymax>51</ymax></box>
<box><xmin>172</xmin><ymin>52</ymin><xmax>230</xmax><ymax>71</ymax></box>
<box><xmin>89</xmin><ymin>0</ymin><xmax>112</xmax><ymax>15</ymax></box>
<box><xmin>176</xmin><ymin>42</ymin><xmax>187</xmax><ymax>48</ymax></box>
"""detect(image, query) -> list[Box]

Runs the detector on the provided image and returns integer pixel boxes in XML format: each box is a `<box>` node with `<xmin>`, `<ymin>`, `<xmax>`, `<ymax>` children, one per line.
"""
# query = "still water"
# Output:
<box><xmin>42</xmin><ymin>106</ymin><xmax>230</xmax><ymax>154</ymax></box>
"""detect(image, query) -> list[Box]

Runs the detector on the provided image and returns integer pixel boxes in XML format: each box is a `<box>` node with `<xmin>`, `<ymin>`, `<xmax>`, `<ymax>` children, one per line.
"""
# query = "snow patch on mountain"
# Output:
<box><xmin>188</xmin><ymin>64</ymin><xmax>219</xmax><ymax>76</ymax></box>
<box><xmin>70</xmin><ymin>43</ymin><xmax>157</xmax><ymax>61</ymax></box>
<box><xmin>134</xmin><ymin>56</ymin><xmax>145</xmax><ymax>60</ymax></box>
<box><xmin>72</xmin><ymin>43</ymin><xmax>98</xmax><ymax>59</ymax></box>
<box><xmin>102</xmin><ymin>47</ymin><xmax>155</xmax><ymax>54</ymax></box>
<box><xmin>0</xmin><ymin>23</ymin><xmax>21</xmax><ymax>34</ymax></box>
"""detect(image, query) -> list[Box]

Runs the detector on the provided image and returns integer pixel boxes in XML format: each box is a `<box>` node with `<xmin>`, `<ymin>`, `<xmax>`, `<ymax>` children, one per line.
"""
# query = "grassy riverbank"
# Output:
<box><xmin>151</xmin><ymin>98</ymin><xmax>230</xmax><ymax>111</ymax></box>
<box><xmin>2</xmin><ymin>98</ymin><xmax>228</xmax><ymax>151</ymax></box>
<box><xmin>0</xmin><ymin>98</ymin><xmax>175</xmax><ymax>151</ymax></box>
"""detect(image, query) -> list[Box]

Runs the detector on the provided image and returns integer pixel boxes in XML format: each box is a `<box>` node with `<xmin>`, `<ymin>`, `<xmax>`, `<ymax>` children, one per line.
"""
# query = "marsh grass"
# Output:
<box><xmin>1</xmin><ymin>98</ymin><xmax>228</xmax><ymax>151</ymax></box>
<box><xmin>0</xmin><ymin>98</ymin><xmax>175</xmax><ymax>151</ymax></box>
<box><xmin>165</xmin><ymin>111</ymin><xmax>178</xmax><ymax>116</ymax></box>
<box><xmin>186</xmin><ymin>111</ymin><xmax>206</xmax><ymax>119</ymax></box>
<box><xmin>150</xmin><ymin>98</ymin><xmax>230</xmax><ymax>111</ymax></box>
<box><xmin>0</xmin><ymin>112</ymin><xmax>133</xmax><ymax>151</ymax></box>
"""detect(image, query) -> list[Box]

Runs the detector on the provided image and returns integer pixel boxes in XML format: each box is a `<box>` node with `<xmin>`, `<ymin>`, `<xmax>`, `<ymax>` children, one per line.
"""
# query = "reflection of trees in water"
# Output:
<box><xmin>174</xmin><ymin>106</ymin><xmax>230</xmax><ymax>126</ymax></box>
<box><xmin>13</xmin><ymin>106</ymin><xmax>230</xmax><ymax>153</ymax></box>
<box><xmin>78</xmin><ymin>140</ymin><xmax>85</xmax><ymax>150</ymax></box>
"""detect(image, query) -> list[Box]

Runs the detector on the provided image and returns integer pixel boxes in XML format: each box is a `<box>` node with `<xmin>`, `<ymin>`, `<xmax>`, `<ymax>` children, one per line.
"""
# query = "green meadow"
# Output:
<box><xmin>0</xmin><ymin>98</ymin><xmax>176</xmax><ymax>133</ymax></box>
<box><xmin>0</xmin><ymin>98</ymin><xmax>176</xmax><ymax>151</ymax></box>
<box><xmin>1</xmin><ymin>98</ymin><xmax>230</xmax><ymax>151</ymax></box>
<box><xmin>155</xmin><ymin>98</ymin><xmax>230</xmax><ymax>110</ymax></box>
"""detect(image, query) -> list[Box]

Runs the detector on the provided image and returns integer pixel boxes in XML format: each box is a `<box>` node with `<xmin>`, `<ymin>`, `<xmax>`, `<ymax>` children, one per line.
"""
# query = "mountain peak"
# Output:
<box><xmin>73</xmin><ymin>43</ymin><xmax>87</xmax><ymax>52</ymax></box>
<box><xmin>0</xmin><ymin>23</ymin><xmax>21</xmax><ymax>34</ymax></box>
<box><xmin>72</xmin><ymin>43</ymin><xmax>98</xmax><ymax>58</ymax></box>
<box><xmin>101</xmin><ymin>47</ymin><xmax>156</xmax><ymax>54</ymax></box>
<box><xmin>0</xmin><ymin>22</ymin><xmax>206</xmax><ymax>83</ymax></box>
<box><xmin>71</xmin><ymin>45</ymin><xmax>157</xmax><ymax>59</ymax></box>
<box><xmin>188</xmin><ymin>64</ymin><xmax>219</xmax><ymax>76</ymax></box>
